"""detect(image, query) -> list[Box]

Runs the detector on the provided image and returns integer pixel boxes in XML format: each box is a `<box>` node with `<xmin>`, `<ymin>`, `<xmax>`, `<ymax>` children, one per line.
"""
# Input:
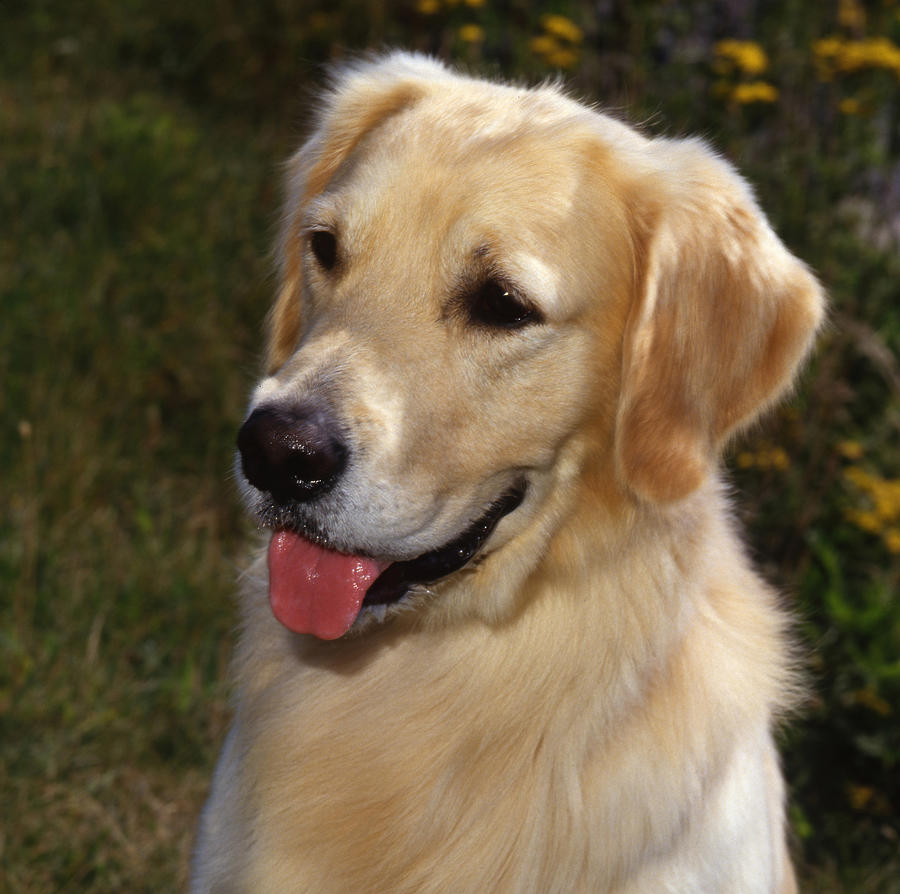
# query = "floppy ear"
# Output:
<box><xmin>616</xmin><ymin>139</ymin><xmax>825</xmax><ymax>503</ymax></box>
<box><xmin>267</xmin><ymin>53</ymin><xmax>445</xmax><ymax>371</ymax></box>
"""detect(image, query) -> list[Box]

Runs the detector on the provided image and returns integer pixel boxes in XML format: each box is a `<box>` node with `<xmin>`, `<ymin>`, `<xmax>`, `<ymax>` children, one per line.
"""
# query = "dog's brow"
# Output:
<box><xmin>503</xmin><ymin>252</ymin><xmax>559</xmax><ymax>313</ymax></box>
<box><xmin>300</xmin><ymin>196</ymin><xmax>339</xmax><ymax>231</ymax></box>
<box><xmin>299</xmin><ymin>216</ymin><xmax>336</xmax><ymax>235</ymax></box>
<box><xmin>466</xmin><ymin>245</ymin><xmax>558</xmax><ymax>314</ymax></box>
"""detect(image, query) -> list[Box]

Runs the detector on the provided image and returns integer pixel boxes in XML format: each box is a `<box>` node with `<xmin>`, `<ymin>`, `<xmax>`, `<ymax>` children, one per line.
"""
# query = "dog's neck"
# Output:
<box><xmin>235</xmin><ymin>474</ymin><xmax>738</xmax><ymax>726</ymax></box>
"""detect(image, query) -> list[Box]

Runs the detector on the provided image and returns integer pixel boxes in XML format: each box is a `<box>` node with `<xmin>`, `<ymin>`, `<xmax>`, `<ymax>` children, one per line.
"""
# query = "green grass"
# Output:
<box><xmin>1</xmin><ymin>56</ymin><xmax>270</xmax><ymax>890</ymax></box>
<box><xmin>2</xmin><ymin>1</ymin><xmax>899</xmax><ymax>890</ymax></box>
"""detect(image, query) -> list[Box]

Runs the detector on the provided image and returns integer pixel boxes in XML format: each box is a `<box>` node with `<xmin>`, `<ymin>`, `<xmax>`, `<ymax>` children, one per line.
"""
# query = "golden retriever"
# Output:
<box><xmin>191</xmin><ymin>53</ymin><xmax>824</xmax><ymax>893</ymax></box>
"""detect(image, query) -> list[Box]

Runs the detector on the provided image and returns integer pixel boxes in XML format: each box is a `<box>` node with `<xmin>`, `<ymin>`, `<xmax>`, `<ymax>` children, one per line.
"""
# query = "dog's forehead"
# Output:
<box><xmin>369</xmin><ymin>92</ymin><xmax>588</xmax><ymax>202</ymax></box>
<box><xmin>319</xmin><ymin>95</ymin><xmax>597</xmax><ymax>272</ymax></box>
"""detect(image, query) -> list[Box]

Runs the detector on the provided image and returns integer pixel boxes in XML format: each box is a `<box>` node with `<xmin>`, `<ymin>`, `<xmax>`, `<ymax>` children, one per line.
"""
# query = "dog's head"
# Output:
<box><xmin>236</xmin><ymin>53</ymin><xmax>824</xmax><ymax>639</ymax></box>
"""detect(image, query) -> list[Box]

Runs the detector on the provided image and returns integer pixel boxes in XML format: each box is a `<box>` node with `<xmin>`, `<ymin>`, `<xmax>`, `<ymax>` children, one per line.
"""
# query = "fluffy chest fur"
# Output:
<box><xmin>195</xmin><ymin>488</ymin><xmax>794</xmax><ymax>893</ymax></box>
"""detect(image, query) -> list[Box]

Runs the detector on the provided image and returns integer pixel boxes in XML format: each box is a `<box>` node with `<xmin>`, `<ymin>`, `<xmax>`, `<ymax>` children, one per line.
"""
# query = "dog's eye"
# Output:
<box><xmin>310</xmin><ymin>230</ymin><xmax>338</xmax><ymax>271</ymax></box>
<box><xmin>467</xmin><ymin>280</ymin><xmax>542</xmax><ymax>330</ymax></box>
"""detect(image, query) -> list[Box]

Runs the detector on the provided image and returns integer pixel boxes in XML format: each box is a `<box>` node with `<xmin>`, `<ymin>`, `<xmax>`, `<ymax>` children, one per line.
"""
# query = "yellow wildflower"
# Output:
<box><xmin>714</xmin><ymin>39</ymin><xmax>769</xmax><ymax>75</ymax></box>
<box><xmin>541</xmin><ymin>14</ymin><xmax>583</xmax><ymax>44</ymax></box>
<box><xmin>416</xmin><ymin>0</ymin><xmax>441</xmax><ymax>14</ymax></box>
<box><xmin>838</xmin><ymin>0</ymin><xmax>866</xmax><ymax>30</ymax></box>
<box><xmin>845</xmin><ymin>509</ymin><xmax>882</xmax><ymax>533</ymax></box>
<box><xmin>734</xmin><ymin>446</ymin><xmax>789</xmax><ymax>469</ymax></box>
<box><xmin>846</xmin><ymin>467</ymin><xmax>900</xmax><ymax>525</ymax></box>
<box><xmin>459</xmin><ymin>23</ymin><xmax>485</xmax><ymax>43</ymax></box>
<box><xmin>873</xmin><ymin>485</ymin><xmax>900</xmax><ymax>520</ymax></box>
<box><xmin>814</xmin><ymin>36</ymin><xmax>900</xmax><ymax>78</ymax></box>
<box><xmin>838</xmin><ymin>439</ymin><xmax>864</xmax><ymax>459</ymax></box>
<box><xmin>544</xmin><ymin>48</ymin><xmax>580</xmax><ymax>69</ymax></box>
<box><xmin>839</xmin><ymin>97</ymin><xmax>863</xmax><ymax>115</ymax></box>
<box><xmin>844</xmin><ymin>463</ymin><xmax>900</xmax><ymax>546</ymax></box>
<box><xmin>530</xmin><ymin>35</ymin><xmax>558</xmax><ymax>57</ymax></box>
<box><xmin>813</xmin><ymin>37</ymin><xmax>843</xmax><ymax>61</ymax></box>
<box><xmin>530</xmin><ymin>34</ymin><xmax>580</xmax><ymax>69</ymax></box>
<box><xmin>845</xmin><ymin>38</ymin><xmax>900</xmax><ymax>74</ymax></box>
<box><xmin>730</xmin><ymin>81</ymin><xmax>779</xmax><ymax>104</ymax></box>
<box><xmin>813</xmin><ymin>37</ymin><xmax>842</xmax><ymax>80</ymax></box>
<box><xmin>844</xmin><ymin>466</ymin><xmax>873</xmax><ymax>489</ymax></box>
<box><xmin>848</xmin><ymin>783</ymin><xmax>875</xmax><ymax>811</ymax></box>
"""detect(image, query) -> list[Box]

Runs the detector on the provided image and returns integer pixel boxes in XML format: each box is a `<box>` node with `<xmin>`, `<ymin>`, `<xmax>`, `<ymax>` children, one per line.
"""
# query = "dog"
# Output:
<box><xmin>191</xmin><ymin>53</ymin><xmax>824</xmax><ymax>893</ymax></box>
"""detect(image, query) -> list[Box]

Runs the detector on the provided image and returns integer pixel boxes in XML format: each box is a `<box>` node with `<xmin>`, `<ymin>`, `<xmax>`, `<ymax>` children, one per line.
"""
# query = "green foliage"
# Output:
<box><xmin>2</xmin><ymin>0</ymin><xmax>898</xmax><ymax>890</ymax></box>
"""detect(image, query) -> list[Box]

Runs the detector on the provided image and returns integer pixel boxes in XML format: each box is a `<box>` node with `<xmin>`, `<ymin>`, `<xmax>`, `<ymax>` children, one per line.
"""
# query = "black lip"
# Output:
<box><xmin>362</xmin><ymin>479</ymin><xmax>527</xmax><ymax>607</ymax></box>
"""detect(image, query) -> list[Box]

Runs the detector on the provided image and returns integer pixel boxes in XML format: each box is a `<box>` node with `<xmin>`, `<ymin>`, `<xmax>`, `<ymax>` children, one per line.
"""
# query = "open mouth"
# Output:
<box><xmin>362</xmin><ymin>479</ymin><xmax>527</xmax><ymax>606</ymax></box>
<box><xmin>266</xmin><ymin>479</ymin><xmax>527</xmax><ymax>639</ymax></box>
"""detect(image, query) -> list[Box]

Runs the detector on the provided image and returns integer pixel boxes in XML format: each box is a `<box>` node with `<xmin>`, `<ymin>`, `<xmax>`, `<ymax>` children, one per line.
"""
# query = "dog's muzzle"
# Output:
<box><xmin>236</xmin><ymin>400</ymin><xmax>527</xmax><ymax>637</ymax></box>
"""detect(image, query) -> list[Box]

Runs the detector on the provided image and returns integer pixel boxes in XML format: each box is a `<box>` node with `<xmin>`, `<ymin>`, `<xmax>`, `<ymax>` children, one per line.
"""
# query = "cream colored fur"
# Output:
<box><xmin>191</xmin><ymin>53</ymin><xmax>824</xmax><ymax>893</ymax></box>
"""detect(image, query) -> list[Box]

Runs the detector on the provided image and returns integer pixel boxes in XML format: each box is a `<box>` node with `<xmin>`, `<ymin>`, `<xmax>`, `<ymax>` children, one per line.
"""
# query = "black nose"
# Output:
<box><xmin>236</xmin><ymin>406</ymin><xmax>347</xmax><ymax>504</ymax></box>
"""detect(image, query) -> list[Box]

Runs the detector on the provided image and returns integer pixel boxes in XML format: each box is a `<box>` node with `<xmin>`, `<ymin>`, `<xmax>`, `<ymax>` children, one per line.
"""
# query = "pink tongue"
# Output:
<box><xmin>267</xmin><ymin>530</ymin><xmax>387</xmax><ymax>640</ymax></box>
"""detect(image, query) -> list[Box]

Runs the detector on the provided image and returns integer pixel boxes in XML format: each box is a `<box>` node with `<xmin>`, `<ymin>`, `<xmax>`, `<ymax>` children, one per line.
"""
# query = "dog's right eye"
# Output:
<box><xmin>310</xmin><ymin>230</ymin><xmax>338</xmax><ymax>271</ymax></box>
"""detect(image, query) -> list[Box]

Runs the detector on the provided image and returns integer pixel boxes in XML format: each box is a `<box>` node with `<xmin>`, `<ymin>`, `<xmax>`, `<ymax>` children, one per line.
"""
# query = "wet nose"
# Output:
<box><xmin>236</xmin><ymin>405</ymin><xmax>347</xmax><ymax>504</ymax></box>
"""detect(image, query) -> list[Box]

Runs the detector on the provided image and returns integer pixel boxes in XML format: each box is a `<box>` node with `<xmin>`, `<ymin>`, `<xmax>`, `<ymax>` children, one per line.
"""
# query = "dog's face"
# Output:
<box><xmin>236</xmin><ymin>55</ymin><xmax>823</xmax><ymax>639</ymax></box>
<box><xmin>246</xmin><ymin>97</ymin><xmax>632</xmax><ymax>556</ymax></box>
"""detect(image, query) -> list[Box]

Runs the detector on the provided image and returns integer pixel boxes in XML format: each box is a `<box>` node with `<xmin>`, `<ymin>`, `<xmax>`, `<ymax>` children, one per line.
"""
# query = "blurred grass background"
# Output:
<box><xmin>2</xmin><ymin>0</ymin><xmax>899</xmax><ymax>891</ymax></box>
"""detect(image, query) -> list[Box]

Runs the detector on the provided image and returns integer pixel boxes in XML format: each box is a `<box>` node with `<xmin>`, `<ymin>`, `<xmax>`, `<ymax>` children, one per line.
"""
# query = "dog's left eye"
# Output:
<box><xmin>310</xmin><ymin>230</ymin><xmax>338</xmax><ymax>271</ymax></box>
<box><xmin>467</xmin><ymin>280</ymin><xmax>542</xmax><ymax>330</ymax></box>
